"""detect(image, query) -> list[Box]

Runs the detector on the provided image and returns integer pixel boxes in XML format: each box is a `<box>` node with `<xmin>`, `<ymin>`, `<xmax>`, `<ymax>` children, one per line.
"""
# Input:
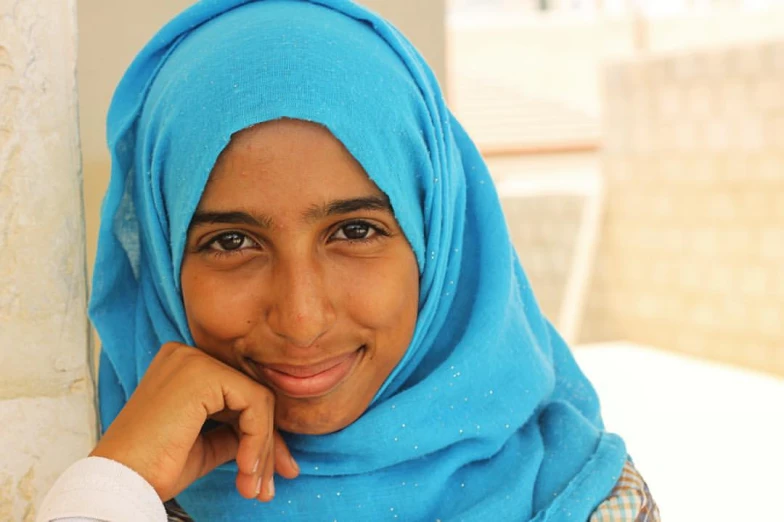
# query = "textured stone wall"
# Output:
<box><xmin>0</xmin><ymin>1</ymin><xmax>96</xmax><ymax>519</ymax></box>
<box><xmin>583</xmin><ymin>41</ymin><xmax>784</xmax><ymax>376</ymax></box>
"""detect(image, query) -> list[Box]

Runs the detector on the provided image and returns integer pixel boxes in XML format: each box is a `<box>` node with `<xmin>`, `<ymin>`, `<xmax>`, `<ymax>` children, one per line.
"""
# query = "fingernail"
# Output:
<box><xmin>252</xmin><ymin>458</ymin><xmax>260</xmax><ymax>474</ymax></box>
<box><xmin>267</xmin><ymin>476</ymin><xmax>275</xmax><ymax>497</ymax></box>
<box><xmin>289</xmin><ymin>454</ymin><xmax>299</xmax><ymax>472</ymax></box>
<box><xmin>255</xmin><ymin>476</ymin><xmax>263</xmax><ymax>496</ymax></box>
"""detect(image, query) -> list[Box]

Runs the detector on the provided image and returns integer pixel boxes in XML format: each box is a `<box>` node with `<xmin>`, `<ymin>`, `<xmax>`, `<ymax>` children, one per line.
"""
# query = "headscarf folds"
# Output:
<box><xmin>91</xmin><ymin>1</ymin><xmax>627</xmax><ymax>520</ymax></box>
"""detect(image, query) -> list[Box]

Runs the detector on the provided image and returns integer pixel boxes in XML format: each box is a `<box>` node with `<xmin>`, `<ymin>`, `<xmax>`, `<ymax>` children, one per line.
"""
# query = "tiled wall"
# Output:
<box><xmin>582</xmin><ymin>42</ymin><xmax>784</xmax><ymax>376</ymax></box>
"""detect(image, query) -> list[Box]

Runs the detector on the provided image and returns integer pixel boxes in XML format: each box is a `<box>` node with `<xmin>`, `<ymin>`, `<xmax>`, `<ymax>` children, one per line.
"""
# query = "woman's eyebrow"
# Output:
<box><xmin>189</xmin><ymin>196</ymin><xmax>393</xmax><ymax>230</ymax></box>
<box><xmin>305</xmin><ymin>196</ymin><xmax>393</xmax><ymax>221</ymax></box>
<box><xmin>189</xmin><ymin>210</ymin><xmax>272</xmax><ymax>229</ymax></box>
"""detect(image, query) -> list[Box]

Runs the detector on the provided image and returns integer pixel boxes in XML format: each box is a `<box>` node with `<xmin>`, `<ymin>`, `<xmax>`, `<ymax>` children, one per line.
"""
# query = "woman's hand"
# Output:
<box><xmin>90</xmin><ymin>342</ymin><xmax>299</xmax><ymax>502</ymax></box>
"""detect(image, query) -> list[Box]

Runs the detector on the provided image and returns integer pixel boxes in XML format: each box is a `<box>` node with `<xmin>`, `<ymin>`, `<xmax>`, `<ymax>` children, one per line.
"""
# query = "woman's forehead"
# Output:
<box><xmin>201</xmin><ymin>119</ymin><xmax>392</xmax><ymax>216</ymax></box>
<box><xmin>209</xmin><ymin>120</ymin><xmax>371</xmax><ymax>186</ymax></box>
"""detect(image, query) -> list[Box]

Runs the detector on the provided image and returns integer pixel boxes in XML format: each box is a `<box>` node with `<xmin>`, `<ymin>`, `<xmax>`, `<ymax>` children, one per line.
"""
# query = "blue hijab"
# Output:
<box><xmin>90</xmin><ymin>1</ymin><xmax>627</xmax><ymax>520</ymax></box>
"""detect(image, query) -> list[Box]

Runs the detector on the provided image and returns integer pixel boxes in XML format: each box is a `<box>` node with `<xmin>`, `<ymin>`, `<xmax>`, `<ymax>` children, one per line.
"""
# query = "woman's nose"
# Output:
<box><xmin>266</xmin><ymin>257</ymin><xmax>336</xmax><ymax>348</ymax></box>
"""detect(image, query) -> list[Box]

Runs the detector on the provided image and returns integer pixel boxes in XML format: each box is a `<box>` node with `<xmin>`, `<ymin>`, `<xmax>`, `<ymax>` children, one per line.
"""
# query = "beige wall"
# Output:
<box><xmin>502</xmin><ymin>191</ymin><xmax>586</xmax><ymax>332</ymax></box>
<box><xmin>79</xmin><ymin>0</ymin><xmax>197</xmax><ymax>284</ymax></box>
<box><xmin>0</xmin><ymin>0</ymin><xmax>96</xmax><ymax>518</ymax></box>
<box><xmin>490</xmin><ymin>153</ymin><xmax>600</xmax><ymax>338</ymax></box>
<box><xmin>582</xmin><ymin>41</ymin><xmax>784</xmax><ymax>376</ymax></box>
<box><xmin>450</xmin><ymin>9</ymin><xmax>784</xmax><ymax>376</ymax></box>
<box><xmin>362</xmin><ymin>0</ymin><xmax>446</xmax><ymax>92</ymax></box>
<box><xmin>450</xmin><ymin>7</ymin><xmax>784</xmax><ymax>130</ymax></box>
<box><xmin>79</xmin><ymin>0</ymin><xmax>446</xmax><ymax>285</ymax></box>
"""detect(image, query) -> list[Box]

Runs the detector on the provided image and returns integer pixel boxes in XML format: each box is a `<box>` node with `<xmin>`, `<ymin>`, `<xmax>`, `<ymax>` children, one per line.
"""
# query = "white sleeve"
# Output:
<box><xmin>37</xmin><ymin>456</ymin><xmax>168</xmax><ymax>522</ymax></box>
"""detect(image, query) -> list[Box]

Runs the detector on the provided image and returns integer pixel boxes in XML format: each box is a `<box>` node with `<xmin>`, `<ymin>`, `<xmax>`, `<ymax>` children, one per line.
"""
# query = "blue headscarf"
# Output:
<box><xmin>90</xmin><ymin>0</ymin><xmax>627</xmax><ymax>520</ymax></box>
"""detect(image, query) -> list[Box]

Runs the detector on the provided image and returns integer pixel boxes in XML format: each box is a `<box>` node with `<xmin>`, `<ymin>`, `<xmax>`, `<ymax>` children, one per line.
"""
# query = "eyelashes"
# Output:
<box><xmin>205</xmin><ymin>231</ymin><xmax>258</xmax><ymax>253</ymax></box>
<box><xmin>329</xmin><ymin>221</ymin><xmax>386</xmax><ymax>242</ymax></box>
<box><xmin>198</xmin><ymin>219</ymin><xmax>391</xmax><ymax>259</ymax></box>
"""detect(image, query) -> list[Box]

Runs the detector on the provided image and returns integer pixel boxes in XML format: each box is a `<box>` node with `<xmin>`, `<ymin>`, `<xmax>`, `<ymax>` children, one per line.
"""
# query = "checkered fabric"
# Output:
<box><xmin>589</xmin><ymin>460</ymin><xmax>660</xmax><ymax>522</ymax></box>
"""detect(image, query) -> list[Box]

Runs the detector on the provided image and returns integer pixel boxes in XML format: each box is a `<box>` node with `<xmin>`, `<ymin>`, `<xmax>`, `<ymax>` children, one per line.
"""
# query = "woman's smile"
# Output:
<box><xmin>248</xmin><ymin>346</ymin><xmax>365</xmax><ymax>399</ymax></box>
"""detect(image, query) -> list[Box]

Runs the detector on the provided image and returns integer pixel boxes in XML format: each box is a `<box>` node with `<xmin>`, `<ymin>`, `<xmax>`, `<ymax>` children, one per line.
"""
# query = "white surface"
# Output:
<box><xmin>575</xmin><ymin>343</ymin><xmax>784</xmax><ymax>522</ymax></box>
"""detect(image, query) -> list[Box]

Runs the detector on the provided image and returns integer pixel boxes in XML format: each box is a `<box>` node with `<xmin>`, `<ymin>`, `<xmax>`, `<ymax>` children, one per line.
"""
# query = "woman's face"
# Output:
<box><xmin>181</xmin><ymin>119</ymin><xmax>420</xmax><ymax>435</ymax></box>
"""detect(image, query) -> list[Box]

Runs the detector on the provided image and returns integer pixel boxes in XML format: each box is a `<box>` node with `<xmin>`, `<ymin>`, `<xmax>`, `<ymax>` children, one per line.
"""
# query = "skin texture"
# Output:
<box><xmin>181</xmin><ymin>119</ymin><xmax>419</xmax><ymax>436</ymax></box>
<box><xmin>91</xmin><ymin>119</ymin><xmax>420</xmax><ymax>504</ymax></box>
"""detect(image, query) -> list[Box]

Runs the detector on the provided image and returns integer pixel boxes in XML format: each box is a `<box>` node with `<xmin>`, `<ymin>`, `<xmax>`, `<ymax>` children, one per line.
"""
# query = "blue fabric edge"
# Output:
<box><xmin>532</xmin><ymin>433</ymin><xmax>628</xmax><ymax>522</ymax></box>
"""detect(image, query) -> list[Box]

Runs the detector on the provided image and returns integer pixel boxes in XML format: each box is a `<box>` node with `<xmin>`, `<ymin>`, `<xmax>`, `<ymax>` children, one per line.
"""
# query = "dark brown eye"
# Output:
<box><xmin>340</xmin><ymin>222</ymin><xmax>372</xmax><ymax>240</ymax></box>
<box><xmin>330</xmin><ymin>221</ymin><xmax>388</xmax><ymax>243</ymax></box>
<box><xmin>211</xmin><ymin>232</ymin><xmax>252</xmax><ymax>251</ymax></box>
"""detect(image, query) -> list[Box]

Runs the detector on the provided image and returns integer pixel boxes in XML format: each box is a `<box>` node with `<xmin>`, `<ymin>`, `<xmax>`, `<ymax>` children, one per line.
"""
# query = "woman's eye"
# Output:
<box><xmin>207</xmin><ymin>232</ymin><xmax>256</xmax><ymax>252</ymax></box>
<box><xmin>332</xmin><ymin>222</ymin><xmax>378</xmax><ymax>241</ymax></box>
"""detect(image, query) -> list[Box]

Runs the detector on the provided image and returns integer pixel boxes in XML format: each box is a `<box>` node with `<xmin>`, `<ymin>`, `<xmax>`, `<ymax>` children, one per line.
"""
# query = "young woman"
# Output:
<box><xmin>39</xmin><ymin>1</ymin><xmax>658</xmax><ymax>520</ymax></box>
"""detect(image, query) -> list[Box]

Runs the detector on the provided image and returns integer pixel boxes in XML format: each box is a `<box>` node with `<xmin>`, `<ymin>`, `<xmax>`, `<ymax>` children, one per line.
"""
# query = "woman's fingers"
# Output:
<box><xmin>217</xmin><ymin>380</ymin><xmax>275</xmax><ymax>500</ymax></box>
<box><xmin>195</xmin><ymin>424</ymin><xmax>240</xmax><ymax>474</ymax></box>
<box><xmin>174</xmin><ymin>424</ymin><xmax>239</xmax><ymax>496</ymax></box>
<box><xmin>229</xmin><ymin>386</ymin><xmax>274</xmax><ymax>473</ymax></box>
<box><xmin>91</xmin><ymin>342</ymin><xmax>298</xmax><ymax>502</ymax></box>
<box><xmin>235</xmin><ymin>464</ymin><xmax>262</xmax><ymax>500</ymax></box>
<box><xmin>235</xmin><ymin>428</ymin><xmax>299</xmax><ymax>501</ymax></box>
<box><xmin>233</xmin><ymin>416</ymin><xmax>273</xmax><ymax>499</ymax></box>
<box><xmin>256</xmin><ymin>436</ymin><xmax>276</xmax><ymax>502</ymax></box>
<box><xmin>274</xmin><ymin>430</ymin><xmax>300</xmax><ymax>480</ymax></box>
<box><xmin>196</xmin><ymin>368</ymin><xmax>297</xmax><ymax>502</ymax></box>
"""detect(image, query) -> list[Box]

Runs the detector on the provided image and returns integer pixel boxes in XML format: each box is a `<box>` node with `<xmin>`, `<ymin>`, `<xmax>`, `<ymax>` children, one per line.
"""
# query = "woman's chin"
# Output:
<box><xmin>275</xmin><ymin>399</ymin><xmax>368</xmax><ymax>435</ymax></box>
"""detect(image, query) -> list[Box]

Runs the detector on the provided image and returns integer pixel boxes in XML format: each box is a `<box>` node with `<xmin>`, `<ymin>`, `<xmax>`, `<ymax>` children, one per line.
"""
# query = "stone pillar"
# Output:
<box><xmin>0</xmin><ymin>1</ymin><xmax>96</xmax><ymax>520</ymax></box>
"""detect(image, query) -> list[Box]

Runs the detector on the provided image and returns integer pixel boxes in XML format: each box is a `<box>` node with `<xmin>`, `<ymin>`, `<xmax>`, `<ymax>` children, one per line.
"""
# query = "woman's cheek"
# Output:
<box><xmin>182</xmin><ymin>267</ymin><xmax>263</xmax><ymax>341</ymax></box>
<box><xmin>339</xmin><ymin>254</ymin><xmax>418</xmax><ymax>329</ymax></box>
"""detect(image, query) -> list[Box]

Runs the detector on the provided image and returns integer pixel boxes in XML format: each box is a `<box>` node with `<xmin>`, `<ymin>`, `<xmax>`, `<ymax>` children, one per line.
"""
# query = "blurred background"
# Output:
<box><xmin>73</xmin><ymin>0</ymin><xmax>783</xmax><ymax>520</ymax></box>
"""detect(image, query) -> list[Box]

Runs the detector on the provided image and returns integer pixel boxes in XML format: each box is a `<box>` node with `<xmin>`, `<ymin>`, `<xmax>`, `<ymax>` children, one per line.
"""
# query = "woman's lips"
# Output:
<box><xmin>254</xmin><ymin>347</ymin><xmax>363</xmax><ymax>399</ymax></box>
